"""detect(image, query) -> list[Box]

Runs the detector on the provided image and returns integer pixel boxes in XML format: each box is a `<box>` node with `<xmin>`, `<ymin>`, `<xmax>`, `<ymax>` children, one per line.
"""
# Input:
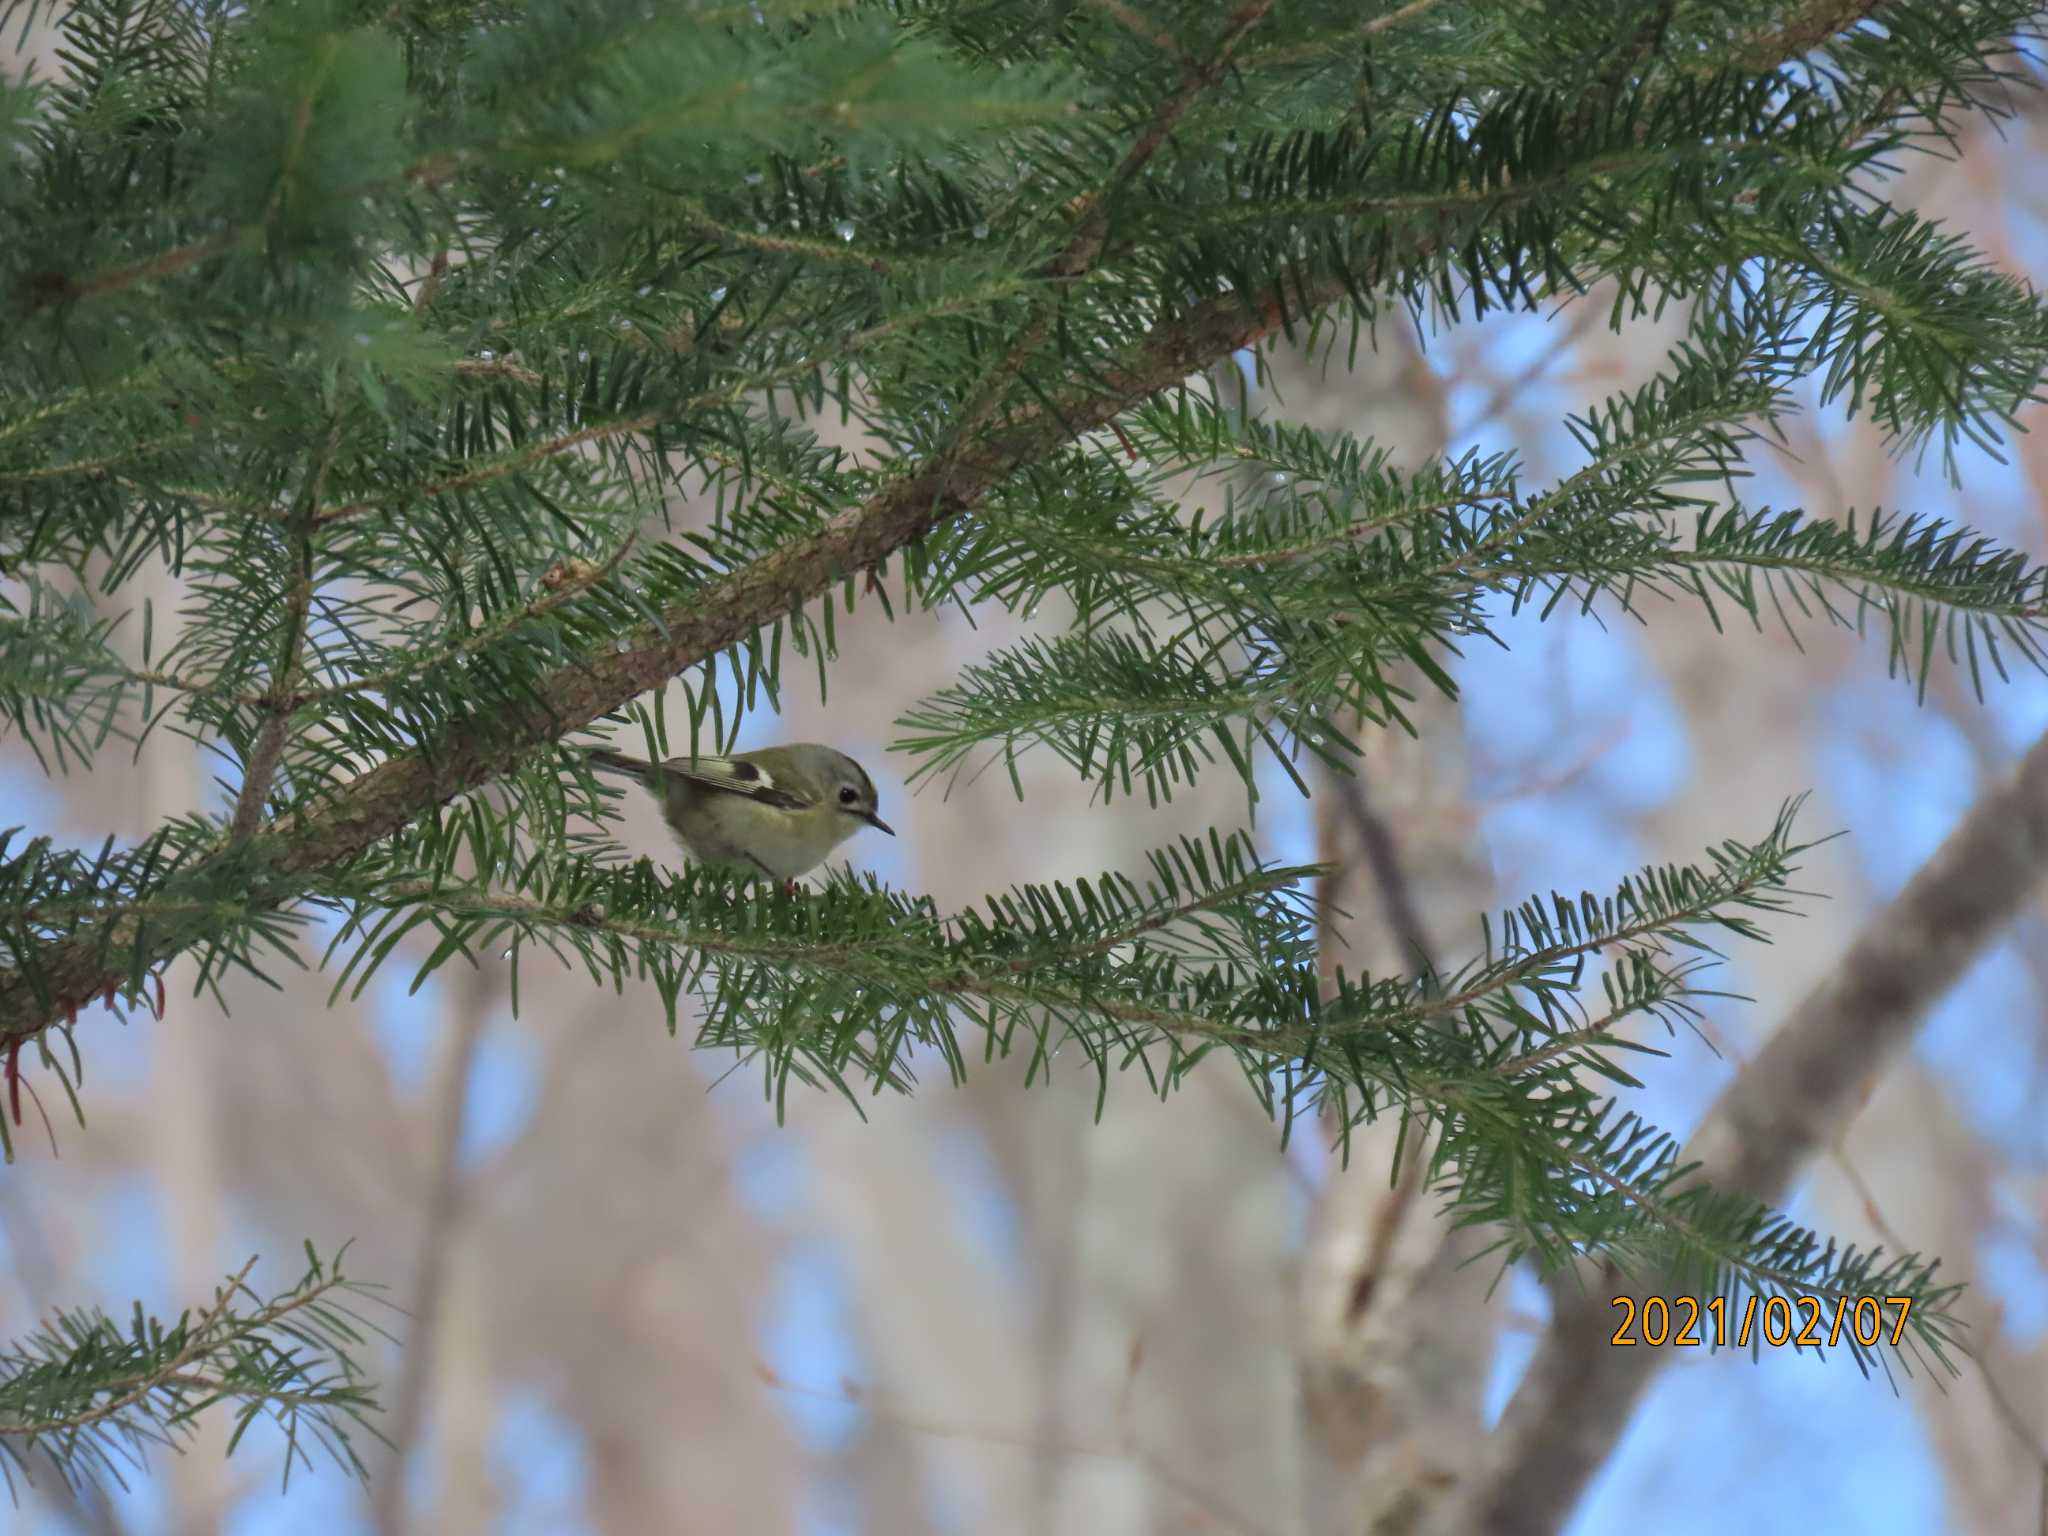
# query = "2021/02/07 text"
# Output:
<box><xmin>1608</xmin><ymin>1294</ymin><xmax>1914</xmax><ymax>1349</ymax></box>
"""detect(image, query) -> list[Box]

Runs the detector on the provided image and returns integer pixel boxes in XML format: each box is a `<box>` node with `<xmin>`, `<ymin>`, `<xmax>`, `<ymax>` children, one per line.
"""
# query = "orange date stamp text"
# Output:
<box><xmin>1608</xmin><ymin>1293</ymin><xmax>1912</xmax><ymax>1349</ymax></box>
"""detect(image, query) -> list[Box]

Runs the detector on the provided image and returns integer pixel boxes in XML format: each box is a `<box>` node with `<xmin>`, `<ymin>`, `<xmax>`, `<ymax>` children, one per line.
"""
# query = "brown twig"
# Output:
<box><xmin>1083</xmin><ymin>0</ymin><xmax>1184</xmax><ymax>59</ymax></box>
<box><xmin>1048</xmin><ymin>0</ymin><xmax>1276</xmax><ymax>277</ymax></box>
<box><xmin>62</xmin><ymin>231</ymin><xmax>246</xmax><ymax>310</ymax></box>
<box><xmin>1326</xmin><ymin>756</ymin><xmax>1437</xmax><ymax>976</ymax></box>
<box><xmin>228</xmin><ymin>418</ymin><xmax>340</xmax><ymax>846</ymax></box>
<box><xmin>1246</xmin><ymin>0</ymin><xmax>1457</xmax><ymax>71</ymax></box>
<box><xmin>0</xmin><ymin>435</ymin><xmax>185</xmax><ymax>487</ymax></box>
<box><xmin>1451</xmin><ymin>299</ymin><xmax>1607</xmax><ymax>438</ymax></box>
<box><xmin>412</xmin><ymin>249</ymin><xmax>451</xmax><ymax>316</ymax></box>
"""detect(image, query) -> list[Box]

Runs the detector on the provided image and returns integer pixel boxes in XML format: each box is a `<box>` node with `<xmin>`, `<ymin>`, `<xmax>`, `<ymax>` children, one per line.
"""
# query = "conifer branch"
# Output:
<box><xmin>1735</xmin><ymin>0</ymin><xmax>1882</xmax><ymax>71</ymax></box>
<box><xmin>0</xmin><ymin>1246</ymin><xmax>385</xmax><ymax>1494</ymax></box>
<box><xmin>228</xmin><ymin>420</ymin><xmax>340</xmax><ymax>847</ymax></box>
<box><xmin>44</xmin><ymin>230</ymin><xmax>247</xmax><ymax>314</ymax></box>
<box><xmin>0</xmin><ymin>1257</ymin><xmax>261</xmax><ymax>1443</ymax></box>
<box><xmin>1246</xmin><ymin>0</ymin><xmax>1457</xmax><ymax>70</ymax></box>
<box><xmin>1040</xmin><ymin>0</ymin><xmax>1280</xmax><ymax>287</ymax></box>
<box><xmin>2</xmin><ymin>3</ymin><xmax>2043</xmax><ymax>1486</ymax></box>
<box><xmin>0</xmin><ymin>279</ymin><xmax>1317</xmax><ymax>1039</ymax></box>
<box><xmin>0</xmin><ymin>436</ymin><xmax>184</xmax><ymax>487</ymax></box>
<box><xmin>303</xmin><ymin>277</ymin><xmax>1054</xmax><ymax>530</ymax></box>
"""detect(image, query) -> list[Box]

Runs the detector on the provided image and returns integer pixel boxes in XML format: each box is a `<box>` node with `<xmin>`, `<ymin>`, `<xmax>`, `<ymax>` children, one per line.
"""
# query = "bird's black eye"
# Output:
<box><xmin>838</xmin><ymin>787</ymin><xmax>858</xmax><ymax>804</ymax></box>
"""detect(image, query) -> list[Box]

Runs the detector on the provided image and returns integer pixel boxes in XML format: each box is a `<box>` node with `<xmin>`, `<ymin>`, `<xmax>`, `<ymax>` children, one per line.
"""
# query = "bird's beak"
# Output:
<box><xmin>865</xmin><ymin>812</ymin><xmax>896</xmax><ymax>836</ymax></box>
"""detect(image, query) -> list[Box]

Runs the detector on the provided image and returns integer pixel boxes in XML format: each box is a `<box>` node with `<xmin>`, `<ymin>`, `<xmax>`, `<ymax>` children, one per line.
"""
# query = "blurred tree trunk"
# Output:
<box><xmin>1258</xmin><ymin>330</ymin><xmax>1509</xmax><ymax>1534</ymax></box>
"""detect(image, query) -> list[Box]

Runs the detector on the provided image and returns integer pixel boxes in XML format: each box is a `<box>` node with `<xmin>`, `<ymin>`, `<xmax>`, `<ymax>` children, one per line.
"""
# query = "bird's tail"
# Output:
<box><xmin>584</xmin><ymin>747</ymin><xmax>654</xmax><ymax>782</ymax></box>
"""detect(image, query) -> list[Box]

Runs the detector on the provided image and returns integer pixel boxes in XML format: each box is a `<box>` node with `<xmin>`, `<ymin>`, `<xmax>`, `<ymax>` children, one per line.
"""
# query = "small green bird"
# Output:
<box><xmin>586</xmin><ymin>743</ymin><xmax>894</xmax><ymax>883</ymax></box>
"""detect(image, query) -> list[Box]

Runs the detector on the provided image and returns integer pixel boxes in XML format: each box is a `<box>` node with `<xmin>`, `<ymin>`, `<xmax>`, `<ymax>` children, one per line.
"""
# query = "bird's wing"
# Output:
<box><xmin>657</xmin><ymin>754</ymin><xmax>813</xmax><ymax>811</ymax></box>
<box><xmin>585</xmin><ymin>747</ymin><xmax>656</xmax><ymax>782</ymax></box>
